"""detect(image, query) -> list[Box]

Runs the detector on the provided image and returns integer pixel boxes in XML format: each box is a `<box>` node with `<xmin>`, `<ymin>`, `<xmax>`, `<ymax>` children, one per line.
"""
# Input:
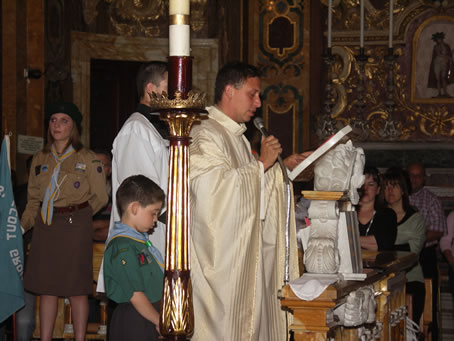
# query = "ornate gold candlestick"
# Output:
<box><xmin>150</xmin><ymin>57</ymin><xmax>207</xmax><ymax>341</ymax></box>
<box><xmin>150</xmin><ymin>2</ymin><xmax>208</xmax><ymax>338</ymax></box>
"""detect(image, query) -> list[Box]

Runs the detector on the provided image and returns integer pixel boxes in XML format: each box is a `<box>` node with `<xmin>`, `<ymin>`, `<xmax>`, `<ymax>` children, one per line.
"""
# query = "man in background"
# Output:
<box><xmin>408</xmin><ymin>162</ymin><xmax>446</xmax><ymax>339</ymax></box>
<box><xmin>97</xmin><ymin>61</ymin><xmax>169</xmax><ymax>293</ymax></box>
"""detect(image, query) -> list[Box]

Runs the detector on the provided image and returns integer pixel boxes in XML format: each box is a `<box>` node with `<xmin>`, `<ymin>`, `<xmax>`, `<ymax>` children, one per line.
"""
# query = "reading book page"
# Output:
<box><xmin>289</xmin><ymin>125</ymin><xmax>352</xmax><ymax>181</ymax></box>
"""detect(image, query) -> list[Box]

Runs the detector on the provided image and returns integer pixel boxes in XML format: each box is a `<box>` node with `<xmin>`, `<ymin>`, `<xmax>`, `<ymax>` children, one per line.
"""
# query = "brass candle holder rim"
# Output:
<box><xmin>168</xmin><ymin>55</ymin><xmax>193</xmax><ymax>60</ymax></box>
<box><xmin>149</xmin><ymin>90</ymin><xmax>208</xmax><ymax>110</ymax></box>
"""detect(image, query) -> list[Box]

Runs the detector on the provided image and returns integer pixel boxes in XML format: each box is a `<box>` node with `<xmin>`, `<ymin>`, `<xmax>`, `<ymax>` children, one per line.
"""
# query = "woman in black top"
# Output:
<box><xmin>358</xmin><ymin>167</ymin><xmax>397</xmax><ymax>251</ymax></box>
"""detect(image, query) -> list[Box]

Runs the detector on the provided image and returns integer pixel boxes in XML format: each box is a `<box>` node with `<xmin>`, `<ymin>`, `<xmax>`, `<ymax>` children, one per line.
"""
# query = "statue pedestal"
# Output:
<box><xmin>300</xmin><ymin>191</ymin><xmax>365</xmax><ymax>279</ymax></box>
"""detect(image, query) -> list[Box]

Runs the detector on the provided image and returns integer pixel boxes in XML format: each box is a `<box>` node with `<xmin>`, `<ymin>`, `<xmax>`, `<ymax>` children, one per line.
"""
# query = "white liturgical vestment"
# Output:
<box><xmin>189</xmin><ymin>106</ymin><xmax>298</xmax><ymax>341</ymax></box>
<box><xmin>97</xmin><ymin>112</ymin><xmax>169</xmax><ymax>292</ymax></box>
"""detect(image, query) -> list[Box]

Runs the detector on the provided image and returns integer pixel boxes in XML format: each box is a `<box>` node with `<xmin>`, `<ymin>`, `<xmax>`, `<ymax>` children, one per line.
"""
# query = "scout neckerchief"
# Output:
<box><xmin>106</xmin><ymin>221</ymin><xmax>164</xmax><ymax>272</ymax></box>
<box><xmin>41</xmin><ymin>144</ymin><xmax>75</xmax><ymax>225</ymax></box>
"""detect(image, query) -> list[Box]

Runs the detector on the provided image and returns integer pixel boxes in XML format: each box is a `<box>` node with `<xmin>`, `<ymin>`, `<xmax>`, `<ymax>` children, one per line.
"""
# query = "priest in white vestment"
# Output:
<box><xmin>189</xmin><ymin>62</ymin><xmax>307</xmax><ymax>341</ymax></box>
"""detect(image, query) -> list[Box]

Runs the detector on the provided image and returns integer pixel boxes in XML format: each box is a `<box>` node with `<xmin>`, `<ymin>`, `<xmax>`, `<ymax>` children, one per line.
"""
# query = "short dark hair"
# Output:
<box><xmin>214</xmin><ymin>62</ymin><xmax>261</xmax><ymax>104</ymax></box>
<box><xmin>408</xmin><ymin>162</ymin><xmax>425</xmax><ymax>173</ymax></box>
<box><xmin>136</xmin><ymin>61</ymin><xmax>168</xmax><ymax>99</ymax></box>
<box><xmin>383</xmin><ymin>167</ymin><xmax>411</xmax><ymax>212</ymax></box>
<box><xmin>116</xmin><ymin>175</ymin><xmax>165</xmax><ymax>218</ymax></box>
<box><xmin>363</xmin><ymin>166</ymin><xmax>384</xmax><ymax>209</ymax></box>
<box><xmin>92</xmin><ymin>148</ymin><xmax>112</xmax><ymax>161</ymax></box>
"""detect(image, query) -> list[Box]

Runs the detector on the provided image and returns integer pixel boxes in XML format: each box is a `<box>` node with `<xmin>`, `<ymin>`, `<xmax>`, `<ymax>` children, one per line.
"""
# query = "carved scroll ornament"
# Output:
<box><xmin>305</xmin><ymin>142</ymin><xmax>365</xmax><ymax>274</ymax></box>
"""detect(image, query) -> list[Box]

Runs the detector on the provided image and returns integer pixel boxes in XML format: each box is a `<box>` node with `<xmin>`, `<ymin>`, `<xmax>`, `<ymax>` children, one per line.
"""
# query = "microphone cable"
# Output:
<box><xmin>253</xmin><ymin>117</ymin><xmax>292</xmax><ymax>341</ymax></box>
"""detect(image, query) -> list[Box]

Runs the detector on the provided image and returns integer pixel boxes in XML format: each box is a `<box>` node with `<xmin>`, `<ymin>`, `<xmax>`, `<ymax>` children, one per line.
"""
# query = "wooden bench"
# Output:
<box><xmin>406</xmin><ymin>278</ymin><xmax>433</xmax><ymax>341</ymax></box>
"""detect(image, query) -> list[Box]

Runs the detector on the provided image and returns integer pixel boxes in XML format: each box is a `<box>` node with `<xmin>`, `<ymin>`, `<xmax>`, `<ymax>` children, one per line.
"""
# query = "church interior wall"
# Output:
<box><xmin>2</xmin><ymin>0</ymin><xmax>454</xmax><ymax>202</ymax></box>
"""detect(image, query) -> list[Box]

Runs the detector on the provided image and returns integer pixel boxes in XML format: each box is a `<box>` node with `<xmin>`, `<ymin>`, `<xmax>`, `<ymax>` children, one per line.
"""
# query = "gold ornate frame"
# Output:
<box><xmin>411</xmin><ymin>15</ymin><xmax>454</xmax><ymax>104</ymax></box>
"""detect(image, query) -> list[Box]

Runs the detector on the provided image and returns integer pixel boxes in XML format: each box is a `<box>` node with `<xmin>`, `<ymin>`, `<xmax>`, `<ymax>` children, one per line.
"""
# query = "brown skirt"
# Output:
<box><xmin>24</xmin><ymin>205</ymin><xmax>93</xmax><ymax>296</ymax></box>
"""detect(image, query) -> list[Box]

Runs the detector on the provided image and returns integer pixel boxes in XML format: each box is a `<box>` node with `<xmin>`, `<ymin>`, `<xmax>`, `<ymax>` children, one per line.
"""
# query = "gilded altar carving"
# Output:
<box><xmin>82</xmin><ymin>0</ymin><xmax>101</xmax><ymax>25</ymax></box>
<box><xmin>325</xmin><ymin>0</ymin><xmax>407</xmax><ymax>35</ymax></box>
<box><xmin>330</xmin><ymin>46</ymin><xmax>354</xmax><ymax>118</ymax></box>
<box><xmin>81</xmin><ymin>0</ymin><xmax>208</xmax><ymax>36</ymax></box>
<box><xmin>104</xmin><ymin>0</ymin><xmax>166</xmax><ymax>36</ymax></box>
<box><xmin>190</xmin><ymin>0</ymin><xmax>208</xmax><ymax>32</ymax></box>
<box><xmin>323</xmin><ymin>0</ymin><xmax>454</xmax><ymax>141</ymax></box>
<box><xmin>329</xmin><ymin>44</ymin><xmax>454</xmax><ymax>140</ymax></box>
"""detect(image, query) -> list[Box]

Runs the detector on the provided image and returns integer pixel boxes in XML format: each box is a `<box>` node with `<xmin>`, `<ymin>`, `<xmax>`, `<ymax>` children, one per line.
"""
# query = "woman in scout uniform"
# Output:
<box><xmin>103</xmin><ymin>175</ymin><xmax>165</xmax><ymax>341</ymax></box>
<box><xmin>21</xmin><ymin>102</ymin><xmax>108</xmax><ymax>341</ymax></box>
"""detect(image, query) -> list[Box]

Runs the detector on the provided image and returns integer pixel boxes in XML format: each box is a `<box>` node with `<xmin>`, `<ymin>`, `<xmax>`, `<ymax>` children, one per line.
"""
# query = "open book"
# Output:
<box><xmin>289</xmin><ymin>125</ymin><xmax>352</xmax><ymax>181</ymax></box>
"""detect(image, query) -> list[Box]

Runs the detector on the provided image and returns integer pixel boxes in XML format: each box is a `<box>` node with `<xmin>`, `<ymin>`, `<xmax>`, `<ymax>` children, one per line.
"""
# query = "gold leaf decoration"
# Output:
<box><xmin>106</xmin><ymin>0</ymin><xmax>165</xmax><ymax>37</ymax></box>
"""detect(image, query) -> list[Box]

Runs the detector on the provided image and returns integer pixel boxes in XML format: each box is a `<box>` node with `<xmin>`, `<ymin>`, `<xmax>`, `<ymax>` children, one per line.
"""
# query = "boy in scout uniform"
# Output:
<box><xmin>103</xmin><ymin>175</ymin><xmax>165</xmax><ymax>341</ymax></box>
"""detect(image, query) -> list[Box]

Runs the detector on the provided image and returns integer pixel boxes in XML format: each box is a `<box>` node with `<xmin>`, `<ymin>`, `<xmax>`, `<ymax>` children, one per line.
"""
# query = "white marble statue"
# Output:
<box><xmin>314</xmin><ymin>140</ymin><xmax>365</xmax><ymax>205</ymax></box>
<box><xmin>304</xmin><ymin>141</ymin><xmax>365</xmax><ymax>274</ymax></box>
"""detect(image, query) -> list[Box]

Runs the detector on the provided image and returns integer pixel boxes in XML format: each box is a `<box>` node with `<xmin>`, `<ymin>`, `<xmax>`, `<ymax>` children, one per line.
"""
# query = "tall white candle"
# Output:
<box><xmin>328</xmin><ymin>0</ymin><xmax>333</xmax><ymax>48</ymax></box>
<box><xmin>169</xmin><ymin>25</ymin><xmax>190</xmax><ymax>56</ymax></box>
<box><xmin>170</xmin><ymin>0</ymin><xmax>190</xmax><ymax>15</ymax></box>
<box><xmin>169</xmin><ymin>0</ymin><xmax>190</xmax><ymax>56</ymax></box>
<box><xmin>389</xmin><ymin>0</ymin><xmax>393</xmax><ymax>48</ymax></box>
<box><xmin>360</xmin><ymin>0</ymin><xmax>364</xmax><ymax>48</ymax></box>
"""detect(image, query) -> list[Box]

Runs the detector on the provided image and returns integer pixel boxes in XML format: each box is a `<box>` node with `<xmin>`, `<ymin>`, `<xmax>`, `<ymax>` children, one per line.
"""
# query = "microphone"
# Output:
<box><xmin>253</xmin><ymin>117</ymin><xmax>270</xmax><ymax>137</ymax></box>
<box><xmin>253</xmin><ymin>117</ymin><xmax>289</xmax><ymax>183</ymax></box>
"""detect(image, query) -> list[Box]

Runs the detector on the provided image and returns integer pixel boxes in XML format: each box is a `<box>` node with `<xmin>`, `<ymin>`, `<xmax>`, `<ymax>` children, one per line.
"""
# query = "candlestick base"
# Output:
<box><xmin>160</xmin><ymin>270</ymin><xmax>193</xmax><ymax>339</ymax></box>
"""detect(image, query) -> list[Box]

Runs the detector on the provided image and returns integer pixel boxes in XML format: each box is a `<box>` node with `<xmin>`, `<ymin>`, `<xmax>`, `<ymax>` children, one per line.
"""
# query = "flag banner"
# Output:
<box><xmin>0</xmin><ymin>135</ymin><xmax>24</xmax><ymax>323</ymax></box>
